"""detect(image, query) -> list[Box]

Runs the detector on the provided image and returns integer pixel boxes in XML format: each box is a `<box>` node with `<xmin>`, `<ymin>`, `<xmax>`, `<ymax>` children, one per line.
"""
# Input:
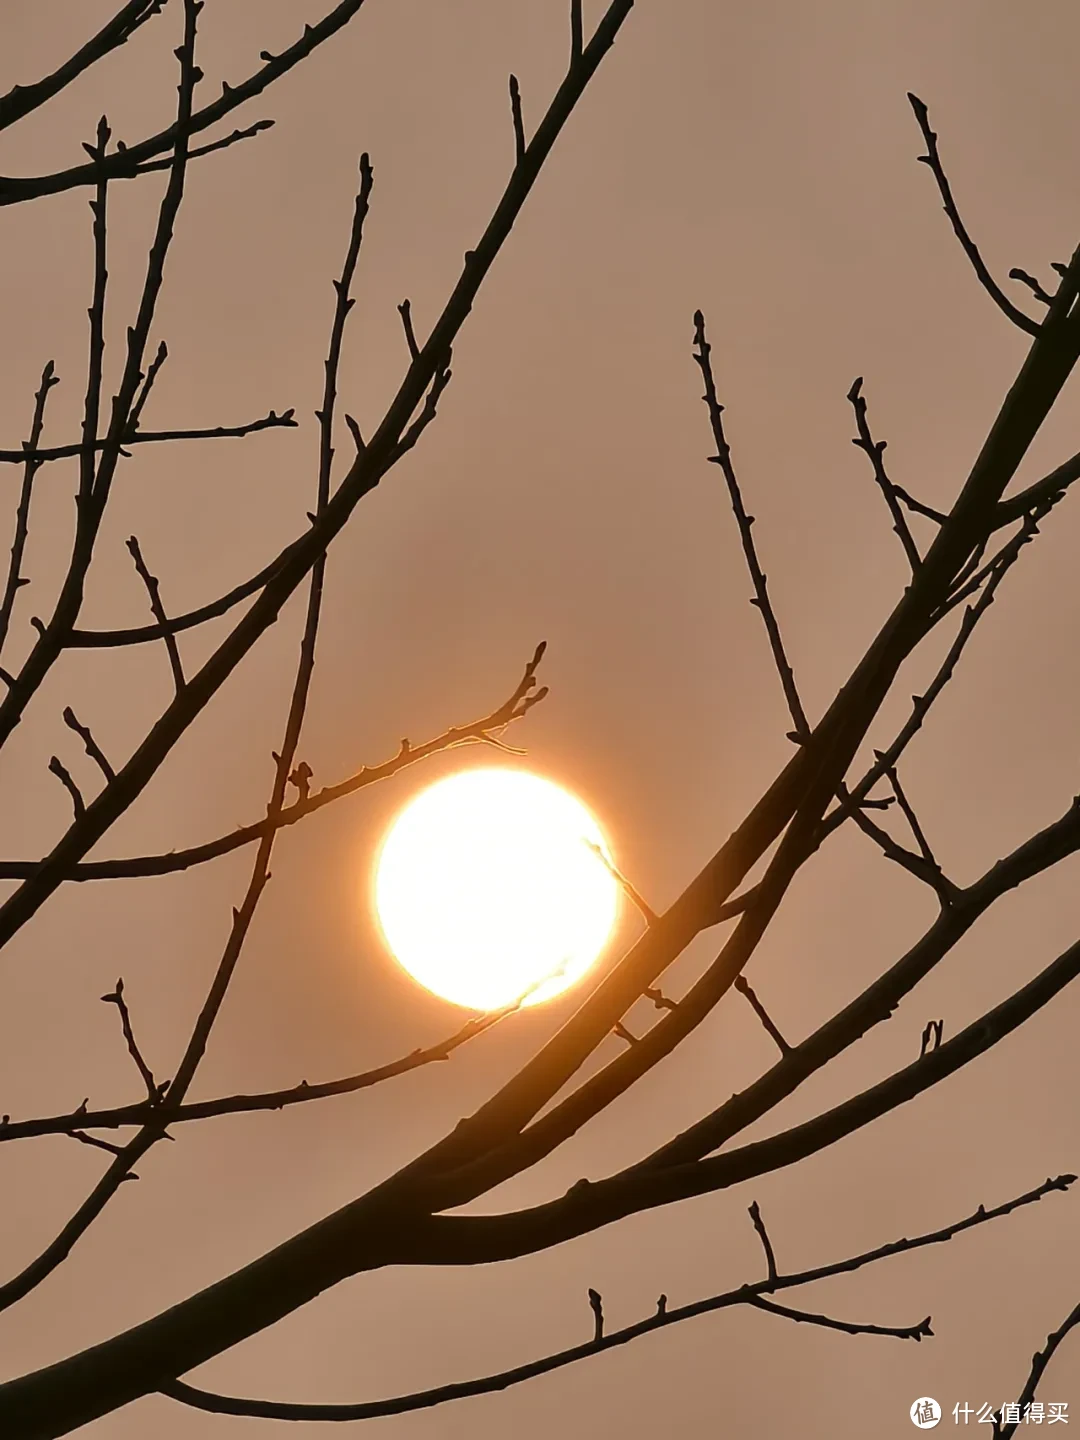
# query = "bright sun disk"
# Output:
<box><xmin>373</xmin><ymin>768</ymin><xmax>619</xmax><ymax>1011</ymax></box>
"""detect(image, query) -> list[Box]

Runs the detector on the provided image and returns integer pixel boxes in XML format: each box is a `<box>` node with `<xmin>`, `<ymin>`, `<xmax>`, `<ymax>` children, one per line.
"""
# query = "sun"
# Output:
<box><xmin>373</xmin><ymin>767</ymin><xmax>619</xmax><ymax>1011</ymax></box>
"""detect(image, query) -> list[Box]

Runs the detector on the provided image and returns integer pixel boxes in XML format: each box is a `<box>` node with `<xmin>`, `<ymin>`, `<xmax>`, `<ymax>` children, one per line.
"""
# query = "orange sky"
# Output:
<box><xmin>1</xmin><ymin>2</ymin><xmax>1079</xmax><ymax>1435</ymax></box>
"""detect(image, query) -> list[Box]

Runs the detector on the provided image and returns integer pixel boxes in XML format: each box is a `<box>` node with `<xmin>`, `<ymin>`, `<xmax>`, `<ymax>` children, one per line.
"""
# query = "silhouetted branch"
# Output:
<box><xmin>734</xmin><ymin>977</ymin><xmax>790</xmax><ymax>1056</ymax></box>
<box><xmin>693</xmin><ymin>310</ymin><xmax>809</xmax><ymax>742</ymax></box>
<box><xmin>587</xmin><ymin>1287</ymin><xmax>604</xmax><ymax>1340</ymax></box>
<box><xmin>509</xmin><ymin>75</ymin><xmax>526</xmax><ymax>164</ymax></box>
<box><xmin>570</xmin><ymin>0</ymin><xmax>583</xmax><ymax>64</ymax></box>
<box><xmin>994</xmin><ymin>449</ymin><xmax>1080</xmax><ymax>528</ymax></box>
<box><xmin>0</xmin><ymin>0</ymin><xmax>371</xmax><ymax>205</ymax></box>
<box><xmin>127</xmin><ymin>338</ymin><xmax>168</xmax><ymax>434</ymax></box>
<box><xmin>0</xmin><ymin>1001</ymin><xmax>530</xmax><ymax>1142</ymax></box>
<box><xmin>907</xmin><ymin>93</ymin><xmax>1041</xmax><ymax>337</ymax></box>
<box><xmin>396</xmin><ymin>298</ymin><xmax>420</xmax><ymax>361</ymax></box>
<box><xmin>100</xmin><ymin>979</ymin><xmax>161</xmax><ymax>1102</ymax></box>
<box><xmin>1008</xmin><ymin>266</ymin><xmax>1054</xmax><ymax>308</ymax></box>
<box><xmin>125</xmin><ymin>536</ymin><xmax>186</xmax><ymax>693</ymax></box>
<box><xmin>0</xmin><ymin>361</ymin><xmax>58</xmax><ymax>657</ymax></box>
<box><xmin>0</xmin><ymin>407</ymin><xmax>297</xmax><ymax>463</ymax></box>
<box><xmin>61</xmin><ymin>707</ymin><xmax>115</xmax><ymax>782</ymax></box>
<box><xmin>0</xmin><ymin>643</ymin><xmax>548</xmax><ymax>881</ymax></box>
<box><xmin>995</xmin><ymin>1297</ymin><xmax>1080</xmax><ymax>1438</ymax></box>
<box><xmin>48</xmin><ymin>757</ymin><xmax>85</xmax><ymax>820</ymax></box>
<box><xmin>880</xmin><ymin>762</ymin><xmax>957</xmax><ymax>903</ymax></box>
<box><xmin>0</xmin><ymin>1</ymin><xmax>167</xmax><ymax>133</ymax></box>
<box><xmin>847</xmin><ymin>376</ymin><xmax>922</xmax><ymax>573</ymax></box>
<box><xmin>893</xmin><ymin>484</ymin><xmax>948</xmax><ymax>526</ymax></box>
<box><xmin>919</xmin><ymin>1020</ymin><xmax>943</xmax><ymax>1058</ymax></box>
<box><xmin>585</xmin><ymin>840</ymin><xmax>656</xmax><ymax>922</ymax></box>
<box><xmin>159</xmin><ymin>1176</ymin><xmax>1066</xmax><ymax>1423</ymax></box>
<box><xmin>748</xmin><ymin>1199</ymin><xmax>778</xmax><ymax>1281</ymax></box>
<box><xmin>68</xmin><ymin>543</ymin><xmax>296</xmax><ymax>648</ymax></box>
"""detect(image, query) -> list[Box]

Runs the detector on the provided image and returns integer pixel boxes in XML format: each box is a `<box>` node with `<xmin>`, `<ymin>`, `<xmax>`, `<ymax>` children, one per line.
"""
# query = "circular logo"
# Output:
<box><xmin>910</xmin><ymin>1398</ymin><xmax>941</xmax><ymax>1429</ymax></box>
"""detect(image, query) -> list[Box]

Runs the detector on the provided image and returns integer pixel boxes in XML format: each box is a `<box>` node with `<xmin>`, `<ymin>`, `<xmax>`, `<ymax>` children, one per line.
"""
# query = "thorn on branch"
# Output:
<box><xmin>126</xmin><ymin>535</ymin><xmax>186</xmax><ymax>694</ymax></box>
<box><xmin>748</xmin><ymin>1200</ymin><xmax>778</xmax><ymax>1283</ymax></box>
<box><xmin>613</xmin><ymin>1021</ymin><xmax>639</xmax><ymax>1047</ymax></box>
<box><xmin>920</xmin><ymin>1018</ymin><xmax>944</xmax><ymax>1058</ymax></box>
<box><xmin>509</xmin><ymin>74</ymin><xmax>526</xmax><ymax>164</ymax></box>
<box><xmin>62</xmin><ymin>706</ymin><xmax>115</xmax><ymax>782</ymax></box>
<box><xmin>733</xmin><ymin>974</ymin><xmax>791</xmax><ymax>1055</ymax></box>
<box><xmin>587</xmin><ymin>1287</ymin><xmax>604</xmax><ymax>1341</ymax></box>
<box><xmin>655</xmin><ymin>1293</ymin><xmax>668</xmax><ymax>1318</ymax></box>
<box><xmin>49</xmin><ymin>755</ymin><xmax>85</xmax><ymax>819</ymax></box>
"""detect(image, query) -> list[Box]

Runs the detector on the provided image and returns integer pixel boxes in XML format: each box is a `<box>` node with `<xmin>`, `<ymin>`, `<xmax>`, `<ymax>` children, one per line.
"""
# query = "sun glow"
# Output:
<box><xmin>373</xmin><ymin>768</ymin><xmax>619</xmax><ymax>1011</ymax></box>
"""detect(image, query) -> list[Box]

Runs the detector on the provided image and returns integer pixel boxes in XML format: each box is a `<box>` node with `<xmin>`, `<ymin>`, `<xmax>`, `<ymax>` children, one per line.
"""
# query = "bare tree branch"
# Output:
<box><xmin>0</xmin><ymin>407</ymin><xmax>297</xmax><ymax>464</ymax></box>
<box><xmin>0</xmin><ymin>362</ymin><xmax>58</xmax><ymax>657</ymax></box>
<box><xmin>907</xmin><ymin>93</ymin><xmax>1042</xmax><ymax>336</ymax></box>
<box><xmin>125</xmin><ymin>537</ymin><xmax>186</xmax><ymax>693</ymax></box>
<box><xmin>0</xmin><ymin>1</ymin><xmax>167</xmax><ymax>133</ymax></box>
<box><xmin>156</xmin><ymin>1176</ymin><xmax>1068</xmax><ymax>1422</ymax></box>
<box><xmin>847</xmin><ymin>376</ymin><xmax>923</xmax><ymax>573</ymax></box>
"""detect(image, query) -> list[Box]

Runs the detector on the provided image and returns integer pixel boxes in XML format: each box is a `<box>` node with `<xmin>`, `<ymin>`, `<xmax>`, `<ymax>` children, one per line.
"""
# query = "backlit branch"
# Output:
<box><xmin>0</xmin><ymin>407</ymin><xmax>297</xmax><ymax>463</ymax></box>
<box><xmin>0</xmin><ymin>361</ymin><xmax>58</xmax><ymax>657</ymax></box>
<box><xmin>907</xmin><ymin>93</ymin><xmax>1041</xmax><ymax>337</ymax></box>
<box><xmin>125</xmin><ymin>537</ymin><xmax>186</xmax><ymax>693</ymax></box>
<box><xmin>847</xmin><ymin>377</ymin><xmax>922</xmax><ymax>573</ymax></box>
<box><xmin>0</xmin><ymin>0</ymin><xmax>371</xmax><ymax>206</ymax></box>
<box><xmin>0</xmin><ymin>643</ymin><xmax>548</xmax><ymax>882</ymax></box>
<box><xmin>158</xmin><ymin>1176</ymin><xmax>1066</xmax><ymax>1422</ymax></box>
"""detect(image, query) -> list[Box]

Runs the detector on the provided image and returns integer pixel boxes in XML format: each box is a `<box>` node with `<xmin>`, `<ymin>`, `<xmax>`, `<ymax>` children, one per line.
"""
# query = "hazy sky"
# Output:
<box><xmin>2</xmin><ymin>2</ymin><xmax>1079</xmax><ymax>1436</ymax></box>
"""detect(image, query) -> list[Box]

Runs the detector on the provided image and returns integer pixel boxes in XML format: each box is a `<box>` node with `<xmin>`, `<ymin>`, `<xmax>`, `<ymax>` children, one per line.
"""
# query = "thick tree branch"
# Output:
<box><xmin>0</xmin><ymin>1</ymin><xmax>167</xmax><ymax>133</ymax></box>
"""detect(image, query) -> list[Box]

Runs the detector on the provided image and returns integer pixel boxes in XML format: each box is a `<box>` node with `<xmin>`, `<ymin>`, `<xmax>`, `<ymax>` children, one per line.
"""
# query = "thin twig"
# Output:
<box><xmin>847</xmin><ymin>377</ymin><xmax>922</xmax><ymax>573</ymax></box>
<box><xmin>509</xmin><ymin>75</ymin><xmax>526</xmax><ymax>164</ymax></box>
<box><xmin>587</xmin><ymin>1288</ymin><xmax>604</xmax><ymax>1341</ymax></box>
<box><xmin>919</xmin><ymin>1020</ymin><xmax>943</xmax><ymax>1058</ymax></box>
<box><xmin>126</xmin><ymin>338</ymin><xmax>168</xmax><ymax>434</ymax></box>
<box><xmin>907</xmin><ymin>94</ymin><xmax>1040</xmax><ymax>337</ymax></box>
<box><xmin>396</xmin><ymin>298</ymin><xmax>420</xmax><ymax>361</ymax></box>
<box><xmin>48</xmin><ymin>756</ymin><xmax>85</xmax><ymax>819</ymax></box>
<box><xmin>693</xmin><ymin>310</ymin><xmax>809</xmax><ymax>742</ymax></box>
<box><xmin>100</xmin><ymin>978</ymin><xmax>160</xmax><ymax>1102</ymax></box>
<box><xmin>61</xmin><ymin>707</ymin><xmax>115</xmax><ymax>782</ymax></box>
<box><xmin>160</xmin><ymin>1176</ymin><xmax>1068</xmax><ymax>1423</ymax></box>
<box><xmin>734</xmin><ymin>977</ymin><xmax>790</xmax><ymax>1056</ymax></box>
<box><xmin>125</xmin><ymin>536</ymin><xmax>186</xmax><ymax>692</ymax></box>
<box><xmin>0</xmin><ymin>646</ymin><xmax>549</xmax><ymax>882</ymax></box>
<box><xmin>0</xmin><ymin>407</ymin><xmax>297</xmax><ymax>463</ymax></box>
<box><xmin>0</xmin><ymin>1</ymin><xmax>371</xmax><ymax>206</ymax></box>
<box><xmin>0</xmin><ymin>361</ymin><xmax>58</xmax><ymax>657</ymax></box>
<box><xmin>584</xmin><ymin>840</ymin><xmax>656</xmax><ymax>922</ymax></box>
<box><xmin>748</xmin><ymin>1200</ymin><xmax>778</xmax><ymax>1282</ymax></box>
<box><xmin>570</xmin><ymin>0</ymin><xmax>583</xmax><ymax>64</ymax></box>
<box><xmin>880</xmin><ymin>761</ymin><xmax>956</xmax><ymax>900</ymax></box>
<box><xmin>995</xmin><ymin>1297</ymin><xmax>1080</xmax><ymax>1438</ymax></box>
